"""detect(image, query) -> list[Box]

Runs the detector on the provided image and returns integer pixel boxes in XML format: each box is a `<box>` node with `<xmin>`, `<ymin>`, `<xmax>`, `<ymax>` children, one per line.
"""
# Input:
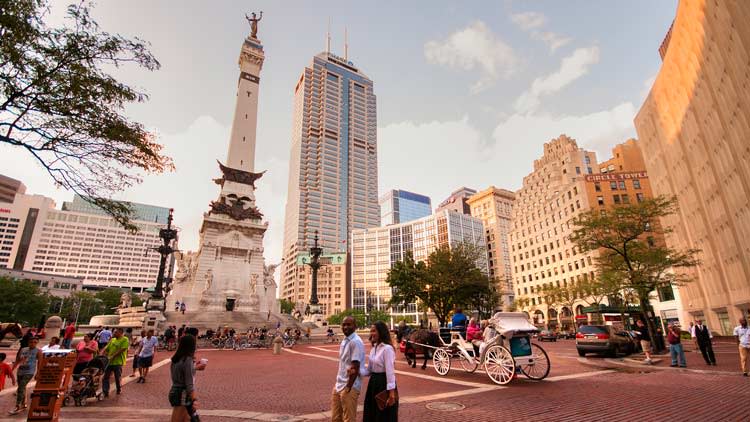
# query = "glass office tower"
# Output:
<box><xmin>379</xmin><ymin>189</ymin><xmax>432</xmax><ymax>226</ymax></box>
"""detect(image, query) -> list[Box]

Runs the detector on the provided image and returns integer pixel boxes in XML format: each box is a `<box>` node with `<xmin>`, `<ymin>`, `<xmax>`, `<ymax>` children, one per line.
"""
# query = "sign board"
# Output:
<box><xmin>584</xmin><ymin>171</ymin><xmax>648</xmax><ymax>182</ymax></box>
<box><xmin>28</xmin><ymin>351</ymin><xmax>76</xmax><ymax>422</ymax></box>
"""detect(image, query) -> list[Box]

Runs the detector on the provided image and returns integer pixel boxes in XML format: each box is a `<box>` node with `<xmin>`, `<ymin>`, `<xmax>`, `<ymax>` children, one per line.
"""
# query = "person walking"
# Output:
<box><xmin>180</xmin><ymin>302</ymin><xmax>187</xmax><ymax>315</ymax></box>
<box><xmin>635</xmin><ymin>320</ymin><xmax>653</xmax><ymax>364</ymax></box>
<box><xmin>138</xmin><ymin>329</ymin><xmax>158</xmax><ymax>383</ymax></box>
<box><xmin>130</xmin><ymin>330</ymin><xmax>146</xmax><ymax>378</ymax></box>
<box><xmin>0</xmin><ymin>353</ymin><xmax>16</xmax><ymax>392</ymax></box>
<box><xmin>102</xmin><ymin>328</ymin><xmax>129</xmax><ymax>397</ymax></box>
<box><xmin>694</xmin><ymin>319</ymin><xmax>716</xmax><ymax>365</ymax></box>
<box><xmin>97</xmin><ymin>326</ymin><xmax>112</xmax><ymax>351</ymax></box>
<box><xmin>361</xmin><ymin>321</ymin><xmax>398</xmax><ymax>422</ymax></box>
<box><xmin>62</xmin><ymin>321</ymin><xmax>76</xmax><ymax>349</ymax></box>
<box><xmin>169</xmin><ymin>335</ymin><xmax>199</xmax><ymax>422</ymax></box>
<box><xmin>667</xmin><ymin>324</ymin><xmax>687</xmax><ymax>368</ymax></box>
<box><xmin>74</xmin><ymin>334</ymin><xmax>98</xmax><ymax>374</ymax></box>
<box><xmin>331</xmin><ymin>316</ymin><xmax>364</xmax><ymax>422</ymax></box>
<box><xmin>9</xmin><ymin>337</ymin><xmax>41</xmax><ymax>415</ymax></box>
<box><xmin>733</xmin><ymin>317</ymin><xmax>750</xmax><ymax>376</ymax></box>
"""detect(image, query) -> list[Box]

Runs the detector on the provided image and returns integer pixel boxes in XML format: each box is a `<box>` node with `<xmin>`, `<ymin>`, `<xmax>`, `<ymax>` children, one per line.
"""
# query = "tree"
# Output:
<box><xmin>570</xmin><ymin>195</ymin><xmax>700</xmax><ymax>351</ymax></box>
<box><xmin>56</xmin><ymin>291</ymin><xmax>104</xmax><ymax>324</ymax></box>
<box><xmin>0</xmin><ymin>0</ymin><xmax>172</xmax><ymax>231</ymax></box>
<box><xmin>278</xmin><ymin>299</ymin><xmax>295</xmax><ymax>315</ymax></box>
<box><xmin>94</xmin><ymin>288</ymin><xmax>137</xmax><ymax>312</ymax></box>
<box><xmin>327</xmin><ymin>309</ymin><xmax>366</xmax><ymax>328</ymax></box>
<box><xmin>366</xmin><ymin>309</ymin><xmax>391</xmax><ymax>326</ymax></box>
<box><xmin>387</xmin><ymin>243</ymin><xmax>492</xmax><ymax>327</ymax></box>
<box><xmin>0</xmin><ymin>277</ymin><xmax>50</xmax><ymax>326</ymax></box>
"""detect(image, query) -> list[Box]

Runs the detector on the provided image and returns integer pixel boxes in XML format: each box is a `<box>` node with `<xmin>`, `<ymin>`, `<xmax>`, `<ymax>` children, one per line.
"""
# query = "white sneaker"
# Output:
<box><xmin>644</xmin><ymin>359</ymin><xmax>653</xmax><ymax>365</ymax></box>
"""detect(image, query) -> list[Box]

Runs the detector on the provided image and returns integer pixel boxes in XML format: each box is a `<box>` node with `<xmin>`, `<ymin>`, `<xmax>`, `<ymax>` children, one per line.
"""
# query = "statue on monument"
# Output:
<box><xmin>263</xmin><ymin>263</ymin><xmax>279</xmax><ymax>288</ymax></box>
<box><xmin>202</xmin><ymin>270</ymin><xmax>214</xmax><ymax>295</ymax></box>
<box><xmin>250</xmin><ymin>274</ymin><xmax>259</xmax><ymax>292</ymax></box>
<box><xmin>246</xmin><ymin>11</ymin><xmax>263</xmax><ymax>39</ymax></box>
<box><xmin>119</xmin><ymin>292</ymin><xmax>132</xmax><ymax>309</ymax></box>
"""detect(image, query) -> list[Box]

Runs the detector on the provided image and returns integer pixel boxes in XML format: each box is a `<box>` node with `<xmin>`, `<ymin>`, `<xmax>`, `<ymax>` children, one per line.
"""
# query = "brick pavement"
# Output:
<box><xmin>0</xmin><ymin>340</ymin><xmax>746</xmax><ymax>421</ymax></box>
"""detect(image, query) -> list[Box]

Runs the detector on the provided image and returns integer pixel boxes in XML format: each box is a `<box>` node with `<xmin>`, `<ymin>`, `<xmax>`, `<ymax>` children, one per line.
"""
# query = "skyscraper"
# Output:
<box><xmin>436</xmin><ymin>187</ymin><xmax>477</xmax><ymax>215</ymax></box>
<box><xmin>379</xmin><ymin>189</ymin><xmax>431</xmax><ymax>226</ymax></box>
<box><xmin>281</xmin><ymin>51</ymin><xmax>379</xmax><ymax>308</ymax></box>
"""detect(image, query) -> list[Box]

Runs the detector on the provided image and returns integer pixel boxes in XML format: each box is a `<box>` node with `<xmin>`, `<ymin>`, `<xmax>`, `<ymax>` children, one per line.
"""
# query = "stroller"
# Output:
<box><xmin>64</xmin><ymin>355</ymin><xmax>109</xmax><ymax>406</ymax></box>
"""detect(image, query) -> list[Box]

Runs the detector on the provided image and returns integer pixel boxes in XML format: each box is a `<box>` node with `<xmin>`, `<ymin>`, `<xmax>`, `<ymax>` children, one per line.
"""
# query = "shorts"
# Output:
<box><xmin>168</xmin><ymin>386</ymin><xmax>187</xmax><ymax>407</ymax></box>
<box><xmin>640</xmin><ymin>340</ymin><xmax>652</xmax><ymax>352</ymax></box>
<box><xmin>139</xmin><ymin>356</ymin><xmax>154</xmax><ymax>368</ymax></box>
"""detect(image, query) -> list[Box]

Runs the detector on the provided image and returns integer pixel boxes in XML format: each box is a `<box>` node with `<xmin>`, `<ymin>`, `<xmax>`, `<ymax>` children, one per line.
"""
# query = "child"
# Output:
<box><xmin>0</xmin><ymin>353</ymin><xmax>16</xmax><ymax>392</ymax></box>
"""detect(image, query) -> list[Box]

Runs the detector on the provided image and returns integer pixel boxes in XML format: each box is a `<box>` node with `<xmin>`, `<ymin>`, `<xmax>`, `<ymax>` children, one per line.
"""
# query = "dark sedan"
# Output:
<box><xmin>537</xmin><ymin>330</ymin><xmax>558</xmax><ymax>342</ymax></box>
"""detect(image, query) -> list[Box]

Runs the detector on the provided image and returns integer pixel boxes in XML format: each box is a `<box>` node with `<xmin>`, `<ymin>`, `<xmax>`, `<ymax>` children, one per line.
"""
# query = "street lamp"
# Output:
<box><xmin>148</xmin><ymin>209</ymin><xmax>178</xmax><ymax>304</ymax></box>
<box><xmin>304</xmin><ymin>231</ymin><xmax>323</xmax><ymax>315</ymax></box>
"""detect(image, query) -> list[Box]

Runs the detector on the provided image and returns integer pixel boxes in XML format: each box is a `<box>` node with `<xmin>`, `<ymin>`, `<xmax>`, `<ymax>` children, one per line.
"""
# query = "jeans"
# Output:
<box><xmin>16</xmin><ymin>374</ymin><xmax>33</xmax><ymax>406</ymax></box>
<box><xmin>103</xmin><ymin>365</ymin><xmax>122</xmax><ymax>394</ymax></box>
<box><xmin>62</xmin><ymin>338</ymin><xmax>72</xmax><ymax>349</ymax></box>
<box><xmin>670</xmin><ymin>343</ymin><xmax>687</xmax><ymax>367</ymax></box>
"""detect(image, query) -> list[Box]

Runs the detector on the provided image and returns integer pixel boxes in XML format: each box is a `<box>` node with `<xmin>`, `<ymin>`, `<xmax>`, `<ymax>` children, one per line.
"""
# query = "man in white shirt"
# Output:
<box><xmin>137</xmin><ymin>329</ymin><xmax>159</xmax><ymax>383</ymax></box>
<box><xmin>733</xmin><ymin>318</ymin><xmax>750</xmax><ymax>376</ymax></box>
<box><xmin>331</xmin><ymin>316</ymin><xmax>364</xmax><ymax>422</ymax></box>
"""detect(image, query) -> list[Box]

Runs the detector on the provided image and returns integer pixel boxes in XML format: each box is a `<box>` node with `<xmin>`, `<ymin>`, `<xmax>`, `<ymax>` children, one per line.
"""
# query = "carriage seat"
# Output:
<box><xmin>448</xmin><ymin>331</ymin><xmax>474</xmax><ymax>354</ymax></box>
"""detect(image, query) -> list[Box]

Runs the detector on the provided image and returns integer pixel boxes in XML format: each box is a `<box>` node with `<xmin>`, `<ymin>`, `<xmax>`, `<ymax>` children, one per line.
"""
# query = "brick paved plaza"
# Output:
<box><xmin>0</xmin><ymin>338</ymin><xmax>747</xmax><ymax>421</ymax></box>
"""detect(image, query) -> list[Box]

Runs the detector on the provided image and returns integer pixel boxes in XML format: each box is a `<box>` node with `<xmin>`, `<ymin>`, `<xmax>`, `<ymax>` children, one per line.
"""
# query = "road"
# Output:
<box><xmin>0</xmin><ymin>339</ymin><xmax>746</xmax><ymax>421</ymax></box>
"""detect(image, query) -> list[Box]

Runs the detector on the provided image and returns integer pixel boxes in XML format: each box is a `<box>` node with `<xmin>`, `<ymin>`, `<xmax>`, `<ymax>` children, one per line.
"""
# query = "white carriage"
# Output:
<box><xmin>429</xmin><ymin>312</ymin><xmax>551</xmax><ymax>385</ymax></box>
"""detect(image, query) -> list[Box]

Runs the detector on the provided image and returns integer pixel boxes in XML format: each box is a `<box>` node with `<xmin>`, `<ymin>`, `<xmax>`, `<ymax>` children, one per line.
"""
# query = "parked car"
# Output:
<box><xmin>576</xmin><ymin>325</ymin><xmax>636</xmax><ymax>357</ymax></box>
<box><xmin>558</xmin><ymin>331</ymin><xmax>576</xmax><ymax>339</ymax></box>
<box><xmin>537</xmin><ymin>330</ymin><xmax>558</xmax><ymax>342</ymax></box>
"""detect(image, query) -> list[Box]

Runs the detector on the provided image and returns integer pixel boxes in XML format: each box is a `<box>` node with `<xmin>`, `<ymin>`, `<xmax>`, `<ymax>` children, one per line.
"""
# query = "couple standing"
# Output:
<box><xmin>332</xmin><ymin>317</ymin><xmax>398</xmax><ymax>422</ymax></box>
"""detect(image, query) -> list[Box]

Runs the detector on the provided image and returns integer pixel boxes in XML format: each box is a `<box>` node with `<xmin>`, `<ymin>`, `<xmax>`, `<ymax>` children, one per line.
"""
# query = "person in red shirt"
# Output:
<box><xmin>63</xmin><ymin>322</ymin><xmax>76</xmax><ymax>349</ymax></box>
<box><xmin>0</xmin><ymin>353</ymin><xmax>16</xmax><ymax>392</ymax></box>
<box><xmin>73</xmin><ymin>334</ymin><xmax>99</xmax><ymax>374</ymax></box>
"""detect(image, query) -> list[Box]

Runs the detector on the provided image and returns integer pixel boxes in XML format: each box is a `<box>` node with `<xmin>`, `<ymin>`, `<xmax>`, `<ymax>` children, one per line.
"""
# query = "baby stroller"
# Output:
<box><xmin>64</xmin><ymin>355</ymin><xmax>109</xmax><ymax>406</ymax></box>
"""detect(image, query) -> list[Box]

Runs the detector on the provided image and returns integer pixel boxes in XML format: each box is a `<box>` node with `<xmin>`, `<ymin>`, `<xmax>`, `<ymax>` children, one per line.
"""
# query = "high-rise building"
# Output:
<box><xmin>350</xmin><ymin>210</ymin><xmax>487</xmax><ymax>324</ymax></box>
<box><xmin>279</xmin><ymin>251</ymin><xmax>348</xmax><ymax>318</ymax></box>
<box><xmin>1</xmin><ymin>191</ymin><xmax>169</xmax><ymax>291</ymax></box>
<box><xmin>379</xmin><ymin>189</ymin><xmax>431</xmax><ymax>226</ymax></box>
<box><xmin>509</xmin><ymin>135</ymin><xmax>599</xmax><ymax>329</ymax></box>
<box><xmin>634</xmin><ymin>0</ymin><xmax>750</xmax><ymax>334</ymax></box>
<box><xmin>467</xmin><ymin>187</ymin><xmax>515</xmax><ymax>308</ymax></box>
<box><xmin>281</xmin><ymin>50</ymin><xmax>379</xmax><ymax>308</ymax></box>
<box><xmin>0</xmin><ymin>174</ymin><xmax>25</xmax><ymax>204</ymax></box>
<box><xmin>436</xmin><ymin>187</ymin><xmax>477</xmax><ymax>215</ymax></box>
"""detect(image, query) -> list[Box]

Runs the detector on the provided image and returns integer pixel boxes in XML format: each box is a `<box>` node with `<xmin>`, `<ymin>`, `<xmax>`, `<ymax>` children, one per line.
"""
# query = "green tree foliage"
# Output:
<box><xmin>386</xmin><ymin>243</ymin><xmax>495</xmax><ymax>326</ymax></box>
<box><xmin>0</xmin><ymin>277</ymin><xmax>50</xmax><ymax>326</ymax></box>
<box><xmin>570</xmin><ymin>195</ymin><xmax>700</xmax><ymax>349</ymax></box>
<box><xmin>93</xmin><ymin>288</ymin><xmax>134</xmax><ymax>313</ymax></box>
<box><xmin>366</xmin><ymin>309</ymin><xmax>391</xmax><ymax>326</ymax></box>
<box><xmin>0</xmin><ymin>0</ymin><xmax>172</xmax><ymax>231</ymax></box>
<box><xmin>278</xmin><ymin>299</ymin><xmax>295</xmax><ymax>314</ymax></box>
<box><xmin>327</xmin><ymin>309</ymin><xmax>367</xmax><ymax>328</ymax></box>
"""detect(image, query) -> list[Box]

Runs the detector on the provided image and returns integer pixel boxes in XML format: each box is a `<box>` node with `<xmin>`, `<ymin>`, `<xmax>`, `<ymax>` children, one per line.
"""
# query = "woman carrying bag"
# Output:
<box><xmin>361</xmin><ymin>320</ymin><xmax>398</xmax><ymax>422</ymax></box>
<box><xmin>169</xmin><ymin>335</ymin><xmax>200</xmax><ymax>422</ymax></box>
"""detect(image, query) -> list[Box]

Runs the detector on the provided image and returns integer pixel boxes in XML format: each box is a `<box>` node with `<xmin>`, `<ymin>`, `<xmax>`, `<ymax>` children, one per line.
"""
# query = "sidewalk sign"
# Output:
<box><xmin>27</xmin><ymin>350</ymin><xmax>76</xmax><ymax>422</ymax></box>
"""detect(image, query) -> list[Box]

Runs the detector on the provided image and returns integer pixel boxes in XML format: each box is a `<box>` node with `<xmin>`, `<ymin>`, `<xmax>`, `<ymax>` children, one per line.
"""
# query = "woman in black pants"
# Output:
<box><xmin>361</xmin><ymin>321</ymin><xmax>398</xmax><ymax>421</ymax></box>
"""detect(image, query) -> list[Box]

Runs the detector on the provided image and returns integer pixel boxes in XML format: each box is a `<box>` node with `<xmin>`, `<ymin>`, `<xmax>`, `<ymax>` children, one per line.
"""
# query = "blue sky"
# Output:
<box><xmin>1</xmin><ymin>1</ymin><xmax>677</xmax><ymax>264</ymax></box>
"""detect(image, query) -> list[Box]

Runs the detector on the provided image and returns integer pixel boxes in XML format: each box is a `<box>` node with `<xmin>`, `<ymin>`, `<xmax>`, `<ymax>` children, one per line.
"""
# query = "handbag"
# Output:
<box><xmin>375</xmin><ymin>388</ymin><xmax>398</xmax><ymax>411</ymax></box>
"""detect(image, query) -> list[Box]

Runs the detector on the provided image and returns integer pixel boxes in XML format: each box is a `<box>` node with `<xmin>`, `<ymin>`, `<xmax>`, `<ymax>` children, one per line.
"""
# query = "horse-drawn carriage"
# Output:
<box><xmin>405</xmin><ymin>312</ymin><xmax>550</xmax><ymax>385</ymax></box>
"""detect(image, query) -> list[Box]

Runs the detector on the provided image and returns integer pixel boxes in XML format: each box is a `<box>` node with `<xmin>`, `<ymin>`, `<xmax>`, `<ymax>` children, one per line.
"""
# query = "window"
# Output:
<box><xmin>594</xmin><ymin>183</ymin><xmax>601</xmax><ymax>192</ymax></box>
<box><xmin>657</xmin><ymin>285</ymin><xmax>675</xmax><ymax>302</ymax></box>
<box><xmin>613</xmin><ymin>195</ymin><xmax>621</xmax><ymax>204</ymax></box>
<box><xmin>621</xmin><ymin>194</ymin><xmax>630</xmax><ymax>204</ymax></box>
<box><xmin>575</xmin><ymin>167</ymin><xmax>581</xmax><ymax>175</ymax></box>
<box><xmin>618</xmin><ymin>181</ymin><xmax>626</xmax><ymax>190</ymax></box>
<box><xmin>636</xmin><ymin>193</ymin><xmax>645</xmax><ymax>202</ymax></box>
<box><xmin>610</xmin><ymin>181</ymin><xmax>618</xmax><ymax>190</ymax></box>
<box><xmin>633</xmin><ymin>180</ymin><xmax>641</xmax><ymax>189</ymax></box>
<box><xmin>597</xmin><ymin>196</ymin><xmax>604</xmax><ymax>206</ymax></box>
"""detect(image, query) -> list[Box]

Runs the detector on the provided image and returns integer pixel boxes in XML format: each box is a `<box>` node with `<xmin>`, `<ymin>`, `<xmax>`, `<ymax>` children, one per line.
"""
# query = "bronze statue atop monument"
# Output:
<box><xmin>246</xmin><ymin>11</ymin><xmax>263</xmax><ymax>39</ymax></box>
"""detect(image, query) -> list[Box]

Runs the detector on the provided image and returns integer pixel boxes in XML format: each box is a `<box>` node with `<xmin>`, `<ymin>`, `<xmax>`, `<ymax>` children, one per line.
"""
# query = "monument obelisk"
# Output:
<box><xmin>168</xmin><ymin>12</ymin><xmax>280</xmax><ymax>328</ymax></box>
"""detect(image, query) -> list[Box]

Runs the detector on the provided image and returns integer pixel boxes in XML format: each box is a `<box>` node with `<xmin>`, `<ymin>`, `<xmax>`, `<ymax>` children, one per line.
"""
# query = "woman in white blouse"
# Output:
<box><xmin>361</xmin><ymin>320</ymin><xmax>398</xmax><ymax>421</ymax></box>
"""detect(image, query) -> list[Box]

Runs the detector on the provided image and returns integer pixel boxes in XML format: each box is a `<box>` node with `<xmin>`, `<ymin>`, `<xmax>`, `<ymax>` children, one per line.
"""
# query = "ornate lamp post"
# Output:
<box><xmin>305</xmin><ymin>231</ymin><xmax>323</xmax><ymax>315</ymax></box>
<box><xmin>153</xmin><ymin>208</ymin><xmax>178</xmax><ymax>301</ymax></box>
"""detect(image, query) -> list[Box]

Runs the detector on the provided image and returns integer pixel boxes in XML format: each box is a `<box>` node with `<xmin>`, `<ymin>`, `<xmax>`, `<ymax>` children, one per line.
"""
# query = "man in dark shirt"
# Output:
<box><xmin>694</xmin><ymin>319</ymin><xmax>716</xmax><ymax>365</ymax></box>
<box><xmin>635</xmin><ymin>320</ymin><xmax>653</xmax><ymax>364</ymax></box>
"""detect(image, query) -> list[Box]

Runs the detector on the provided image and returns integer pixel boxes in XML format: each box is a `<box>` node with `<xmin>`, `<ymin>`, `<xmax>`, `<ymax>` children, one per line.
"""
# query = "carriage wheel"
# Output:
<box><xmin>62</xmin><ymin>396</ymin><xmax>71</xmax><ymax>407</ymax></box>
<box><xmin>458</xmin><ymin>352</ymin><xmax>479</xmax><ymax>373</ymax></box>
<box><xmin>520</xmin><ymin>343</ymin><xmax>551</xmax><ymax>381</ymax></box>
<box><xmin>433</xmin><ymin>349</ymin><xmax>451</xmax><ymax>376</ymax></box>
<box><xmin>484</xmin><ymin>345</ymin><xmax>515</xmax><ymax>385</ymax></box>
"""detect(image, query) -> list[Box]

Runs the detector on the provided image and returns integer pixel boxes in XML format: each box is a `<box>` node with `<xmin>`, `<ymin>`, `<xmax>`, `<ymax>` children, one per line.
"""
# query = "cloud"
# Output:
<box><xmin>514</xmin><ymin>46</ymin><xmax>600</xmax><ymax>112</ymax></box>
<box><xmin>533</xmin><ymin>32</ymin><xmax>573</xmax><ymax>53</ymax></box>
<box><xmin>511</xmin><ymin>11</ymin><xmax>572</xmax><ymax>53</ymax></box>
<box><xmin>424</xmin><ymin>21</ymin><xmax>520</xmax><ymax>93</ymax></box>
<box><xmin>378</xmin><ymin>102</ymin><xmax>638</xmax><ymax>200</ymax></box>
<box><xmin>510</xmin><ymin>12</ymin><xmax>547</xmax><ymax>31</ymax></box>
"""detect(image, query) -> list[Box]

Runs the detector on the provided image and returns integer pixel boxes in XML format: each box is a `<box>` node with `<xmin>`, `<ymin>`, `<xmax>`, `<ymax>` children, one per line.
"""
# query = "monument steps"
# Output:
<box><xmin>165</xmin><ymin>311</ymin><xmax>301</xmax><ymax>331</ymax></box>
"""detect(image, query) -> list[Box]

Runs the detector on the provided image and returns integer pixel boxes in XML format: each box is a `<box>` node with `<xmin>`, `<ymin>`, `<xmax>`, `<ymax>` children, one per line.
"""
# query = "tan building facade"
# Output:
<box><xmin>279</xmin><ymin>251</ymin><xmax>348</xmax><ymax>318</ymax></box>
<box><xmin>467</xmin><ymin>187</ymin><xmax>515</xmax><ymax>308</ymax></box>
<box><xmin>634</xmin><ymin>0</ymin><xmax>750</xmax><ymax>334</ymax></box>
<box><xmin>509</xmin><ymin>135</ymin><xmax>599</xmax><ymax>329</ymax></box>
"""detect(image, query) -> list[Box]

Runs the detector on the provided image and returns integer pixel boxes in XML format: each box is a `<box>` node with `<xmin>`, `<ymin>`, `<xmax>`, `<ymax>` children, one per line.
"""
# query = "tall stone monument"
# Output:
<box><xmin>167</xmin><ymin>14</ymin><xmax>280</xmax><ymax>328</ymax></box>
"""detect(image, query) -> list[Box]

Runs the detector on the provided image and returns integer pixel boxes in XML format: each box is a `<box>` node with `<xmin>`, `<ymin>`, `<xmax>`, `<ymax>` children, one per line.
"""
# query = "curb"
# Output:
<box><xmin>576</xmin><ymin>357</ymin><xmax>739</xmax><ymax>376</ymax></box>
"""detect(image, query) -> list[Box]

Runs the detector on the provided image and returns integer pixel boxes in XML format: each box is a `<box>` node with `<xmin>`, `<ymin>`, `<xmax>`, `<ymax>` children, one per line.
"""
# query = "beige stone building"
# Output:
<box><xmin>634</xmin><ymin>0</ymin><xmax>750</xmax><ymax>334</ymax></box>
<box><xmin>279</xmin><ymin>251</ymin><xmax>348</xmax><ymax>318</ymax></box>
<box><xmin>509</xmin><ymin>135</ymin><xmax>599</xmax><ymax>329</ymax></box>
<box><xmin>467</xmin><ymin>187</ymin><xmax>515</xmax><ymax>308</ymax></box>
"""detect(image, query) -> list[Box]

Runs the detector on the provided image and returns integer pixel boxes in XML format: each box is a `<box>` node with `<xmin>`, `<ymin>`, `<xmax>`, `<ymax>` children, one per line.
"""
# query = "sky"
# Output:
<box><xmin>1</xmin><ymin>0</ymin><xmax>677</xmax><ymax>269</ymax></box>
